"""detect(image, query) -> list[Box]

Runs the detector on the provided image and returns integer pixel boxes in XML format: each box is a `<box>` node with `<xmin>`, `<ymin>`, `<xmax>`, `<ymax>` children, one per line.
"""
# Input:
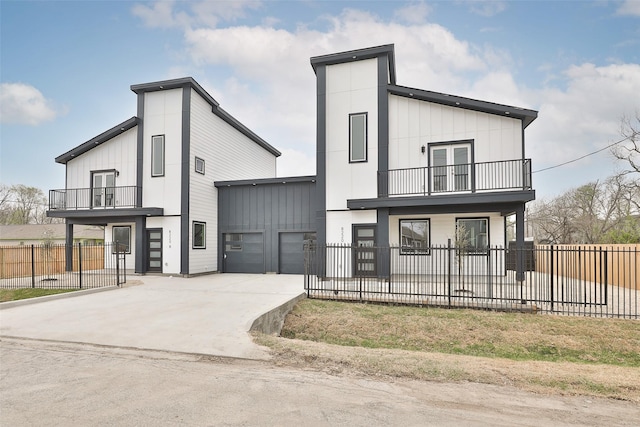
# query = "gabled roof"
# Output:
<box><xmin>310</xmin><ymin>44</ymin><xmax>397</xmax><ymax>85</ymax></box>
<box><xmin>55</xmin><ymin>117</ymin><xmax>139</xmax><ymax>164</ymax></box>
<box><xmin>131</xmin><ymin>77</ymin><xmax>281</xmax><ymax>157</ymax></box>
<box><xmin>389</xmin><ymin>85</ymin><xmax>538</xmax><ymax>128</ymax></box>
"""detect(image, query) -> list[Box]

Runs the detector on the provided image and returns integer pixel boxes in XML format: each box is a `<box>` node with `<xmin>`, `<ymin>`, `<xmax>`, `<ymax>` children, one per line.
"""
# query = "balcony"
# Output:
<box><xmin>378</xmin><ymin>159</ymin><xmax>532</xmax><ymax>197</ymax></box>
<box><xmin>49</xmin><ymin>186</ymin><xmax>141</xmax><ymax>211</ymax></box>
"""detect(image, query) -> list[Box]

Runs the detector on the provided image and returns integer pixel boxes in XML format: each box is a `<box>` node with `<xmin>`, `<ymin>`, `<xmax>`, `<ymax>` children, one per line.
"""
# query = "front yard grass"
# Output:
<box><xmin>0</xmin><ymin>288</ymin><xmax>76</xmax><ymax>303</ymax></box>
<box><xmin>255</xmin><ymin>299</ymin><xmax>640</xmax><ymax>402</ymax></box>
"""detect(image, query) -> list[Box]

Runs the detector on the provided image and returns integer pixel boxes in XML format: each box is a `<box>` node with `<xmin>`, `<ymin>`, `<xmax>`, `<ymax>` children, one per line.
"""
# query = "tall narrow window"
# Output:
<box><xmin>349</xmin><ymin>112</ymin><xmax>367</xmax><ymax>163</ymax></box>
<box><xmin>112</xmin><ymin>226</ymin><xmax>131</xmax><ymax>254</ymax></box>
<box><xmin>193</xmin><ymin>222</ymin><xmax>206</xmax><ymax>249</ymax></box>
<box><xmin>151</xmin><ymin>135</ymin><xmax>165</xmax><ymax>177</ymax></box>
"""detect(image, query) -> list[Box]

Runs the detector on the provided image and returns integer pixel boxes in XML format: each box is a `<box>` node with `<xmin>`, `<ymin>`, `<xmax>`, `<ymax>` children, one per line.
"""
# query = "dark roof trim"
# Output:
<box><xmin>347</xmin><ymin>190</ymin><xmax>535</xmax><ymax>210</ymax></box>
<box><xmin>388</xmin><ymin>85</ymin><xmax>538</xmax><ymax>128</ymax></box>
<box><xmin>47</xmin><ymin>207</ymin><xmax>164</xmax><ymax>219</ymax></box>
<box><xmin>215</xmin><ymin>175</ymin><xmax>317</xmax><ymax>188</ymax></box>
<box><xmin>55</xmin><ymin>117</ymin><xmax>139</xmax><ymax>164</ymax></box>
<box><xmin>131</xmin><ymin>77</ymin><xmax>281</xmax><ymax>157</ymax></box>
<box><xmin>310</xmin><ymin>44</ymin><xmax>396</xmax><ymax>84</ymax></box>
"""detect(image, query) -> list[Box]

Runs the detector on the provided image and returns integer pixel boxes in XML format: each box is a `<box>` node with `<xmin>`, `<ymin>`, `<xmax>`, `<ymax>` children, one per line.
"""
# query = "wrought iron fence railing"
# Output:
<box><xmin>0</xmin><ymin>242</ymin><xmax>127</xmax><ymax>289</ymax></box>
<box><xmin>304</xmin><ymin>243</ymin><xmax>639</xmax><ymax>319</ymax></box>
<box><xmin>49</xmin><ymin>186</ymin><xmax>140</xmax><ymax>210</ymax></box>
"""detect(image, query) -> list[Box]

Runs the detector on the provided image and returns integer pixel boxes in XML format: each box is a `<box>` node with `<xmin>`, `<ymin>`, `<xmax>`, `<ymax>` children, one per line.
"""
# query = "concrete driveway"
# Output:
<box><xmin>0</xmin><ymin>274</ymin><xmax>305</xmax><ymax>359</ymax></box>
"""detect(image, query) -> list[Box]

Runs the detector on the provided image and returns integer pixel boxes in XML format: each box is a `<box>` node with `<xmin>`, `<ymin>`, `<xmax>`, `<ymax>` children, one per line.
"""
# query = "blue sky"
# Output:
<box><xmin>1</xmin><ymin>0</ymin><xmax>639</xmax><ymax>201</ymax></box>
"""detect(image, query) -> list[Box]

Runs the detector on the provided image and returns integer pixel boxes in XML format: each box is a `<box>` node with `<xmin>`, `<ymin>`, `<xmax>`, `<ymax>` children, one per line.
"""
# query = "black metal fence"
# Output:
<box><xmin>304</xmin><ymin>243</ymin><xmax>639</xmax><ymax>319</ymax></box>
<box><xmin>0</xmin><ymin>243</ymin><xmax>126</xmax><ymax>289</ymax></box>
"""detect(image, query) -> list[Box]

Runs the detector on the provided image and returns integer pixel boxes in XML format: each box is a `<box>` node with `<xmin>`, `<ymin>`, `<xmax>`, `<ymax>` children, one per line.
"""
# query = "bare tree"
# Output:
<box><xmin>0</xmin><ymin>184</ymin><xmax>56</xmax><ymax>225</ymax></box>
<box><xmin>612</xmin><ymin>113</ymin><xmax>640</xmax><ymax>175</ymax></box>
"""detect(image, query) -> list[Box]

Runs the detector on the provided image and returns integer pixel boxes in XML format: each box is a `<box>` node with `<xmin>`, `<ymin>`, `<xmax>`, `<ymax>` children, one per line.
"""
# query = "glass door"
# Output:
<box><xmin>353</xmin><ymin>225</ymin><xmax>376</xmax><ymax>277</ymax></box>
<box><xmin>430</xmin><ymin>144</ymin><xmax>471</xmax><ymax>193</ymax></box>
<box><xmin>92</xmin><ymin>172</ymin><xmax>115</xmax><ymax>207</ymax></box>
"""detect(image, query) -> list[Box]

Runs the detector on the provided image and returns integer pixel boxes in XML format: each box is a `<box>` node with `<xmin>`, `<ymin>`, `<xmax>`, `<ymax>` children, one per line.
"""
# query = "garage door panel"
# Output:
<box><xmin>224</xmin><ymin>233</ymin><xmax>264</xmax><ymax>273</ymax></box>
<box><xmin>279</xmin><ymin>232</ymin><xmax>315</xmax><ymax>274</ymax></box>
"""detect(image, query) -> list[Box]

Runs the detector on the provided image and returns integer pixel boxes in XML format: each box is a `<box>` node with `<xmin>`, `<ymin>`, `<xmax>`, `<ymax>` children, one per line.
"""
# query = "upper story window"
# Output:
<box><xmin>349</xmin><ymin>112</ymin><xmax>367</xmax><ymax>163</ymax></box>
<box><xmin>151</xmin><ymin>135</ymin><xmax>165</xmax><ymax>177</ymax></box>
<box><xmin>195</xmin><ymin>157</ymin><xmax>205</xmax><ymax>175</ymax></box>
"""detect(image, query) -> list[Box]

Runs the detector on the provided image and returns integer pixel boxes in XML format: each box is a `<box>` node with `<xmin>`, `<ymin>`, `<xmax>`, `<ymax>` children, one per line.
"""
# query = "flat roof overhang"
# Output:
<box><xmin>47</xmin><ymin>207</ymin><xmax>164</xmax><ymax>219</ymax></box>
<box><xmin>348</xmin><ymin>191</ymin><xmax>535</xmax><ymax>214</ymax></box>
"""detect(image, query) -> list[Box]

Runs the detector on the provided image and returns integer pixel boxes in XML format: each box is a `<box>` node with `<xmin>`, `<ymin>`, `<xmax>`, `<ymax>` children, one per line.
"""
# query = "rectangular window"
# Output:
<box><xmin>151</xmin><ymin>135</ymin><xmax>165</xmax><ymax>177</ymax></box>
<box><xmin>349</xmin><ymin>112</ymin><xmax>367</xmax><ymax>163</ymax></box>
<box><xmin>225</xmin><ymin>233</ymin><xmax>243</xmax><ymax>251</ymax></box>
<box><xmin>193</xmin><ymin>222</ymin><xmax>206</xmax><ymax>249</ymax></box>
<box><xmin>112</xmin><ymin>226</ymin><xmax>131</xmax><ymax>254</ymax></box>
<box><xmin>456</xmin><ymin>218</ymin><xmax>489</xmax><ymax>254</ymax></box>
<box><xmin>195</xmin><ymin>157</ymin><xmax>205</xmax><ymax>175</ymax></box>
<box><xmin>400</xmin><ymin>219</ymin><xmax>430</xmax><ymax>255</ymax></box>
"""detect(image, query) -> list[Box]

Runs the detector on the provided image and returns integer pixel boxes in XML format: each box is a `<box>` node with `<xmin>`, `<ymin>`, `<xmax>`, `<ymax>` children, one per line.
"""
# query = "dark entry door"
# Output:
<box><xmin>147</xmin><ymin>229</ymin><xmax>162</xmax><ymax>273</ymax></box>
<box><xmin>353</xmin><ymin>225</ymin><xmax>376</xmax><ymax>277</ymax></box>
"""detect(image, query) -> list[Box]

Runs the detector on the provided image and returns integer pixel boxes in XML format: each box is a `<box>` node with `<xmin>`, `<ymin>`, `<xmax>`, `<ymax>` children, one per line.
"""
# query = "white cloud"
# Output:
<box><xmin>0</xmin><ymin>83</ymin><xmax>62</xmax><ymax>126</ymax></box>
<box><xmin>617</xmin><ymin>0</ymin><xmax>640</xmax><ymax>16</ymax></box>
<box><xmin>277</xmin><ymin>148</ymin><xmax>316</xmax><ymax>178</ymax></box>
<box><xmin>132</xmin><ymin>0</ymin><xmax>261</xmax><ymax>29</ymax></box>
<box><xmin>468</xmin><ymin>1</ymin><xmax>507</xmax><ymax>17</ymax></box>
<box><xmin>393</xmin><ymin>2</ymin><xmax>432</xmax><ymax>24</ymax></box>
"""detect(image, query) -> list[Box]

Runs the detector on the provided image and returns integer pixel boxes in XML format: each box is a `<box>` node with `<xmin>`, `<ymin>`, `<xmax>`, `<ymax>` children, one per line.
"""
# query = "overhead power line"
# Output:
<box><xmin>532</xmin><ymin>136</ymin><xmax>630</xmax><ymax>174</ymax></box>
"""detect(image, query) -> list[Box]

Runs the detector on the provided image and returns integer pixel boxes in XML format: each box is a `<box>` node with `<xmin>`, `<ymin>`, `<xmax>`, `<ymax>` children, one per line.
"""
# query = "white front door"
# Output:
<box><xmin>430</xmin><ymin>144</ymin><xmax>471</xmax><ymax>193</ymax></box>
<box><xmin>92</xmin><ymin>172</ymin><xmax>115</xmax><ymax>207</ymax></box>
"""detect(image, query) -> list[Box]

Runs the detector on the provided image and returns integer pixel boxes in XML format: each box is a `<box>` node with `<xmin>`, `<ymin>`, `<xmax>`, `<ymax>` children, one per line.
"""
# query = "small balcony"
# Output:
<box><xmin>378</xmin><ymin>159</ymin><xmax>532</xmax><ymax>197</ymax></box>
<box><xmin>49</xmin><ymin>186</ymin><xmax>141</xmax><ymax>211</ymax></box>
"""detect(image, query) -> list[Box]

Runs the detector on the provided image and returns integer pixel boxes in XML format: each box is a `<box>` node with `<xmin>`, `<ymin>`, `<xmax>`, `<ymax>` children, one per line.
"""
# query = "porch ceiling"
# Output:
<box><xmin>347</xmin><ymin>190</ymin><xmax>535</xmax><ymax>214</ymax></box>
<box><xmin>47</xmin><ymin>207</ymin><xmax>164</xmax><ymax>219</ymax></box>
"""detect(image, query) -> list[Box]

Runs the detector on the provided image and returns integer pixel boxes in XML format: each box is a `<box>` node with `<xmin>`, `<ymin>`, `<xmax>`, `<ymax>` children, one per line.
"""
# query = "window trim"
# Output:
<box><xmin>112</xmin><ymin>226</ymin><xmax>131</xmax><ymax>254</ymax></box>
<box><xmin>194</xmin><ymin>156</ymin><xmax>205</xmax><ymax>175</ymax></box>
<box><xmin>192</xmin><ymin>221</ymin><xmax>206</xmax><ymax>249</ymax></box>
<box><xmin>151</xmin><ymin>135</ymin><xmax>165</xmax><ymax>177</ymax></box>
<box><xmin>349</xmin><ymin>112</ymin><xmax>368</xmax><ymax>163</ymax></box>
<box><xmin>399</xmin><ymin>219</ymin><xmax>431</xmax><ymax>255</ymax></box>
<box><xmin>455</xmin><ymin>217</ymin><xmax>490</xmax><ymax>255</ymax></box>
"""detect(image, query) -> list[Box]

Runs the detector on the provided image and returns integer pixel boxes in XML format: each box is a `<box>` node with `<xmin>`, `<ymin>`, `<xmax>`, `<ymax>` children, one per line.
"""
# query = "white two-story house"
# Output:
<box><xmin>48</xmin><ymin>77</ymin><xmax>280</xmax><ymax>275</ymax></box>
<box><xmin>311</xmin><ymin>45</ymin><xmax>537</xmax><ymax>280</ymax></box>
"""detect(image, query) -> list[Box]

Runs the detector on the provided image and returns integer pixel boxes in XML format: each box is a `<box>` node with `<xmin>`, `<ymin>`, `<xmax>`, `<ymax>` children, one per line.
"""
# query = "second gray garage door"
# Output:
<box><xmin>223</xmin><ymin>233</ymin><xmax>264</xmax><ymax>273</ymax></box>
<box><xmin>279</xmin><ymin>232</ymin><xmax>316</xmax><ymax>274</ymax></box>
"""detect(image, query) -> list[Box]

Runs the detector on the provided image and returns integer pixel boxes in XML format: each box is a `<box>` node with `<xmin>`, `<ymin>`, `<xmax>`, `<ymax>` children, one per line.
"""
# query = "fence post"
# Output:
<box><xmin>116</xmin><ymin>244</ymin><xmax>120</xmax><ymax>287</ymax></box>
<box><xmin>447</xmin><ymin>239</ymin><xmax>452</xmax><ymax>308</ymax></box>
<box><xmin>550</xmin><ymin>244</ymin><xmax>554</xmax><ymax>312</ymax></box>
<box><xmin>78</xmin><ymin>242</ymin><xmax>83</xmax><ymax>290</ymax></box>
<box><xmin>31</xmin><ymin>244</ymin><xmax>35</xmax><ymax>288</ymax></box>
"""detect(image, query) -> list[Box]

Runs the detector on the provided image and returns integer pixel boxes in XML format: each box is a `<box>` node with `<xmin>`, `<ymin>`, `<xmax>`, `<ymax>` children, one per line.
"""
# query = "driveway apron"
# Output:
<box><xmin>0</xmin><ymin>274</ymin><xmax>305</xmax><ymax>360</ymax></box>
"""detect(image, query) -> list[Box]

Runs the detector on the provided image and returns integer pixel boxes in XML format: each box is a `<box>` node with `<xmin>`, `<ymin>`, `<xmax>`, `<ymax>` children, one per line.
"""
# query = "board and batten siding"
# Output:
<box><xmin>325</xmin><ymin>58</ymin><xmax>379</xmax><ymax>211</ymax></box>
<box><xmin>388</xmin><ymin>95</ymin><xmax>523</xmax><ymax>171</ymax></box>
<box><xmin>217</xmin><ymin>179</ymin><xmax>316</xmax><ymax>272</ymax></box>
<box><xmin>141</xmin><ymin>88</ymin><xmax>184</xmax><ymax>216</ymax></box>
<box><xmin>189</xmin><ymin>88</ymin><xmax>277</xmax><ymax>273</ymax></box>
<box><xmin>65</xmin><ymin>127</ymin><xmax>137</xmax><ymax>190</ymax></box>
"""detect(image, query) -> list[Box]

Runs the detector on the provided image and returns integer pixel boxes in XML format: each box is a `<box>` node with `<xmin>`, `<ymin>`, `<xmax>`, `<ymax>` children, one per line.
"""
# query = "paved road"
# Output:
<box><xmin>2</xmin><ymin>337</ymin><xmax>639</xmax><ymax>427</ymax></box>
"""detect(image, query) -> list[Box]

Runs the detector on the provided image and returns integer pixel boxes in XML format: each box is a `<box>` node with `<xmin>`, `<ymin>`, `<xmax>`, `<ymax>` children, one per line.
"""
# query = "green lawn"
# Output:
<box><xmin>0</xmin><ymin>288</ymin><xmax>77</xmax><ymax>302</ymax></box>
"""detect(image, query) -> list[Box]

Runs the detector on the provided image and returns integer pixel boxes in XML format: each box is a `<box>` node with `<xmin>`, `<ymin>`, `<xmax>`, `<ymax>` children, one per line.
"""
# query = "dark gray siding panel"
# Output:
<box><xmin>217</xmin><ymin>180</ymin><xmax>317</xmax><ymax>273</ymax></box>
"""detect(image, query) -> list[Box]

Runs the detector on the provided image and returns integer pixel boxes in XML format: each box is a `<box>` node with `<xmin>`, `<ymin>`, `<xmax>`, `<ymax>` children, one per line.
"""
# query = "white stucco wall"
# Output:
<box><xmin>146</xmin><ymin>216</ymin><xmax>181</xmax><ymax>274</ymax></box>
<box><xmin>141</xmin><ymin>88</ymin><xmax>183</xmax><ymax>216</ymax></box>
<box><xmin>325</xmin><ymin>58</ymin><xmax>379</xmax><ymax>210</ymax></box>
<box><xmin>105</xmin><ymin>222</ymin><xmax>136</xmax><ymax>269</ymax></box>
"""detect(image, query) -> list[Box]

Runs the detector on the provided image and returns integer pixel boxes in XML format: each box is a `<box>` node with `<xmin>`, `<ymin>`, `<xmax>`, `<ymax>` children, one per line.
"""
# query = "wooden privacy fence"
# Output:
<box><xmin>535</xmin><ymin>244</ymin><xmax>639</xmax><ymax>290</ymax></box>
<box><xmin>0</xmin><ymin>244</ymin><xmax>105</xmax><ymax>279</ymax></box>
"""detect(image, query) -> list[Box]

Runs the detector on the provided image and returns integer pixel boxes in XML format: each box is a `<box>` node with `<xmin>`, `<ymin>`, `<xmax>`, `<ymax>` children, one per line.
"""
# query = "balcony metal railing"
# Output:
<box><xmin>378</xmin><ymin>159</ymin><xmax>532</xmax><ymax>197</ymax></box>
<box><xmin>49</xmin><ymin>186</ymin><xmax>140</xmax><ymax>210</ymax></box>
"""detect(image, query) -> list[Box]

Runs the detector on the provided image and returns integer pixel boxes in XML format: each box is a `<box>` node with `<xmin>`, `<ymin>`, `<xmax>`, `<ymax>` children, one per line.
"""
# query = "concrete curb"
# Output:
<box><xmin>249</xmin><ymin>292</ymin><xmax>306</xmax><ymax>335</ymax></box>
<box><xmin>0</xmin><ymin>286</ymin><xmax>120</xmax><ymax>310</ymax></box>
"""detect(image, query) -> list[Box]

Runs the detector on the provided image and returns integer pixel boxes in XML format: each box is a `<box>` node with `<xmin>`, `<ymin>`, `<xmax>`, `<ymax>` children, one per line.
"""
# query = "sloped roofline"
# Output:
<box><xmin>131</xmin><ymin>77</ymin><xmax>281</xmax><ymax>157</ymax></box>
<box><xmin>388</xmin><ymin>85</ymin><xmax>538</xmax><ymax>128</ymax></box>
<box><xmin>310</xmin><ymin>44</ymin><xmax>397</xmax><ymax>85</ymax></box>
<box><xmin>55</xmin><ymin>116</ymin><xmax>139</xmax><ymax>164</ymax></box>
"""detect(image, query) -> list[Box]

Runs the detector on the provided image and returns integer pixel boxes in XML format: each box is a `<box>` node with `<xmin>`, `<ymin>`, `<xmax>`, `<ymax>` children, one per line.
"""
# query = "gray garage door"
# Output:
<box><xmin>279</xmin><ymin>232</ymin><xmax>316</xmax><ymax>274</ymax></box>
<box><xmin>223</xmin><ymin>233</ymin><xmax>264</xmax><ymax>273</ymax></box>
